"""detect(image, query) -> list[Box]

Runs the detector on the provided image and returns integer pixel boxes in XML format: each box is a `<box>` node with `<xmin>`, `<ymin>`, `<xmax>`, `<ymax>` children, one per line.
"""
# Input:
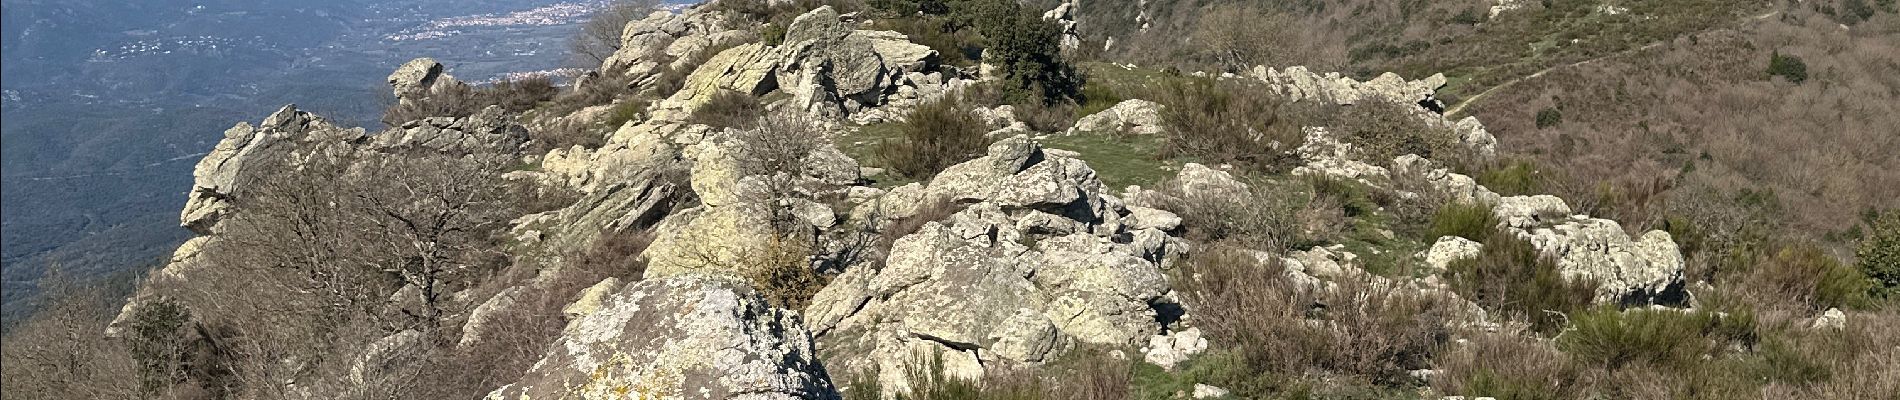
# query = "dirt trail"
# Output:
<box><xmin>1444</xmin><ymin>10</ymin><xmax>1781</xmax><ymax>117</ymax></box>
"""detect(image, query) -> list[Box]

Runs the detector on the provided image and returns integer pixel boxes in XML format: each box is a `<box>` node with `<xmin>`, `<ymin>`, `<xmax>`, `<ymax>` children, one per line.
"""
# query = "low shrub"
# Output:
<box><xmin>1444</xmin><ymin>232</ymin><xmax>1597</xmax><ymax>334</ymax></box>
<box><xmin>529</xmin><ymin>117</ymin><xmax>608</xmax><ymax>153</ymax></box>
<box><xmin>1535</xmin><ymin>107</ymin><xmax>1563</xmax><ymax>129</ymax></box>
<box><xmin>600</xmin><ymin>98</ymin><xmax>649</xmax><ymax>130</ymax></box>
<box><xmin>744</xmin><ymin>235</ymin><xmax>825</xmax><ymax>311</ymax></box>
<box><xmin>484</xmin><ymin>75</ymin><xmax>559</xmax><ymax>112</ymax></box>
<box><xmin>1332</xmin><ymin>98</ymin><xmax>1467</xmax><ymax>167</ymax></box>
<box><xmin>1766</xmin><ymin>51</ymin><xmax>1808</xmax><ymax>84</ymax></box>
<box><xmin>689</xmin><ymin>90</ymin><xmax>765</xmax><ymax>130</ymax></box>
<box><xmin>1478</xmin><ymin>160</ymin><xmax>1543</xmax><ymax>196</ymax></box>
<box><xmin>1011</xmin><ymin>100</ymin><xmax>1078</xmax><ymax>133</ymax></box>
<box><xmin>874</xmin><ymin>96</ymin><xmax>990</xmax><ymax>180</ymax></box>
<box><xmin>1558</xmin><ymin>307</ymin><xmax>1757</xmax><ymax>371</ymax></box>
<box><xmin>570</xmin><ymin>228</ymin><xmax>656</xmax><ymax>283</ymax></box>
<box><xmin>1740</xmin><ymin>245</ymin><xmax>1871</xmax><ymax>311</ymax></box>
<box><xmin>1148</xmin><ymin>78</ymin><xmax>1304</xmax><ymax>172</ymax></box>
<box><xmin>1429</xmin><ymin>202</ymin><xmax>1500</xmax><ymax>243</ymax></box>
<box><xmin>878</xmin><ymin>197</ymin><xmax>967</xmax><ymax>252</ymax></box>
<box><xmin>1432</xmin><ymin>334</ymin><xmax>1588</xmax><ymax>400</ymax></box>
<box><xmin>1174</xmin><ymin>243</ymin><xmax>1454</xmax><ymax>391</ymax></box>
<box><xmin>1161</xmin><ymin>177</ymin><xmax>1302</xmax><ymax>250</ymax></box>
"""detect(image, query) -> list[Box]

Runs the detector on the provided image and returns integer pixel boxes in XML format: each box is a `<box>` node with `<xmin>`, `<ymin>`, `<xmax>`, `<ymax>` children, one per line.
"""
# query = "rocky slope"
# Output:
<box><xmin>102</xmin><ymin>2</ymin><xmax>1728</xmax><ymax>399</ymax></box>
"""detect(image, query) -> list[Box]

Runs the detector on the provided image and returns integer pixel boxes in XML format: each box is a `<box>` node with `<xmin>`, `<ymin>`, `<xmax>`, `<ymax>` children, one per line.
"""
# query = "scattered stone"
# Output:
<box><xmin>1193</xmin><ymin>383</ymin><xmax>1231</xmax><ymax>399</ymax></box>
<box><xmin>1811</xmin><ymin>307</ymin><xmax>1847</xmax><ymax>330</ymax></box>
<box><xmin>1144</xmin><ymin>327</ymin><xmax>1208</xmax><ymax>370</ymax></box>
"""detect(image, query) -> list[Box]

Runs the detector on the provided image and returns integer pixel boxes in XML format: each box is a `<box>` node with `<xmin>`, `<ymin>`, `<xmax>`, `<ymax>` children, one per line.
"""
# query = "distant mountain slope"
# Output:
<box><xmin>0</xmin><ymin>0</ymin><xmax>618</xmax><ymax>322</ymax></box>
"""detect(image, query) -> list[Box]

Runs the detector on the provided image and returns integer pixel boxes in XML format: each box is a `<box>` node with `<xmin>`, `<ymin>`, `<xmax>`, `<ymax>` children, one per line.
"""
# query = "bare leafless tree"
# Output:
<box><xmin>570</xmin><ymin>0</ymin><xmax>662</xmax><ymax>66</ymax></box>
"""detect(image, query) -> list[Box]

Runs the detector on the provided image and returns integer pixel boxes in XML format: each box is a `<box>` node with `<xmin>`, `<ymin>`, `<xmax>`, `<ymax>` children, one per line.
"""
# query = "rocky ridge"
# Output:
<box><xmin>113</xmin><ymin>1</ymin><xmax>1703</xmax><ymax>398</ymax></box>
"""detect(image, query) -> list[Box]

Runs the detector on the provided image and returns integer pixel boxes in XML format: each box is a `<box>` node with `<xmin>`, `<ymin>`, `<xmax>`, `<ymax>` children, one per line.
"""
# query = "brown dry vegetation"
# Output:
<box><xmin>1463</xmin><ymin>7</ymin><xmax>1900</xmax><ymax>244</ymax></box>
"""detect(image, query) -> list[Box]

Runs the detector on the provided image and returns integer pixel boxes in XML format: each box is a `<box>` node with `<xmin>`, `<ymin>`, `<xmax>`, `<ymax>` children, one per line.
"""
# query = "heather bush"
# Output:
<box><xmin>1445</xmin><ymin>232</ymin><xmax>1598</xmax><ymax>334</ymax></box>
<box><xmin>1428</xmin><ymin>202</ymin><xmax>1500</xmax><ymax>243</ymax></box>
<box><xmin>1433</xmin><ymin>334</ymin><xmax>1589</xmax><ymax>400</ymax></box>
<box><xmin>1477</xmin><ymin>160</ymin><xmax>1544</xmax><ymax>196</ymax></box>
<box><xmin>1558</xmin><ymin>307</ymin><xmax>1757</xmax><ymax>371</ymax></box>
<box><xmin>1739</xmin><ymin>245</ymin><xmax>1872</xmax><ymax>311</ymax></box>
<box><xmin>689</xmin><ymin>90</ymin><xmax>766</xmax><ymax>130</ymax></box>
<box><xmin>1766</xmin><ymin>51</ymin><xmax>1809</xmax><ymax>84</ymax></box>
<box><xmin>1174</xmin><ymin>243</ymin><xmax>1455</xmax><ymax>392</ymax></box>
<box><xmin>1160</xmin><ymin>176</ymin><xmax>1302</xmax><ymax>250</ymax></box>
<box><xmin>1148</xmin><ymin>78</ymin><xmax>1304</xmax><ymax>172</ymax></box>
<box><xmin>381</xmin><ymin>76</ymin><xmax>559</xmax><ymax>127</ymax></box>
<box><xmin>1534</xmin><ymin>107</ymin><xmax>1563</xmax><ymax>129</ymax></box>
<box><xmin>874</xmin><ymin>96</ymin><xmax>990</xmax><ymax>179</ymax></box>
<box><xmin>1330</xmin><ymin>98</ymin><xmax>1467</xmax><ymax>168</ymax></box>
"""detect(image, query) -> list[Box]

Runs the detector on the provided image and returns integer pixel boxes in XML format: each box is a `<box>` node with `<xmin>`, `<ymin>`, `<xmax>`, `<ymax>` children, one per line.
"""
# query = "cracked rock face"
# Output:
<box><xmin>486</xmin><ymin>274</ymin><xmax>838</xmax><ymax>400</ymax></box>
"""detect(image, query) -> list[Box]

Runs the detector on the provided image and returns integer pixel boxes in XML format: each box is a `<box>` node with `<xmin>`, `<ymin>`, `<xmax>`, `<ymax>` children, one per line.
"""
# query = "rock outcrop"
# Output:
<box><xmin>1250</xmin><ymin>65</ymin><xmax>1446</xmax><ymax>107</ymax></box>
<box><xmin>486</xmin><ymin>274</ymin><xmax>838</xmax><ymax>400</ymax></box>
<box><xmin>603</xmin><ymin>9</ymin><xmax>751</xmax><ymax>86</ymax></box>
<box><xmin>807</xmin><ymin>136</ymin><xmax>1191</xmax><ymax>395</ymax></box>
<box><xmin>181</xmin><ymin>105</ymin><xmax>366</xmax><ymax>234</ymax></box>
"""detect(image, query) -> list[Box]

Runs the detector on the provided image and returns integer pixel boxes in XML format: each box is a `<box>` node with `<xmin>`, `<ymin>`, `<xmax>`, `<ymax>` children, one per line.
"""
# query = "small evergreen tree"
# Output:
<box><xmin>1859</xmin><ymin>211</ymin><xmax>1900</xmax><ymax>296</ymax></box>
<box><xmin>1766</xmin><ymin>51</ymin><xmax>1808</xmax><ymax>84</ymax></box>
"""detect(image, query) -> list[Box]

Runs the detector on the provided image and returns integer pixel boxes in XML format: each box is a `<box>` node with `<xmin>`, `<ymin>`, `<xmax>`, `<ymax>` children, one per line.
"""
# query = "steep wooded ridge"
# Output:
<box><xmin>5</xmin><ymin>0</ymin><xmax>1898</xmax><ymax>399</ymax></box>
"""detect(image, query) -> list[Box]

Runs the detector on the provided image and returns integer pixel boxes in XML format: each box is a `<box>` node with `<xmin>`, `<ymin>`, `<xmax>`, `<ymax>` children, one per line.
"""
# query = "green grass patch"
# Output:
<box><xmin>1040</xmin><ymin>134</ymin><xmax>1177</xmax><ymax>190</ymax></box>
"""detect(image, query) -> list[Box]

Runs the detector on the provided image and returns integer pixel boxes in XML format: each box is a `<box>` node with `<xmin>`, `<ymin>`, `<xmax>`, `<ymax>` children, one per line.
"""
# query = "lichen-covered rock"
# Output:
<box><xmin>856</xmin><ymin>30</ymin><xmax>936</xmax><ymax>73</ymax></box>
<box><xmin>1250</xmin><ymin>65</ymin><xmax>1444</xmax><ymax>106</ymax></box>
<box><xmin>1810</xmin><ymin>308</ymin><xmax>1847</xmax><ymax>330</ymax></box>
<box><xmin>659</xmin><ymin>42</ymin><xmax>781</xmax><ymax>119</ymax></box>
<box><xmin>485</xmin><ymin>274</ymin><xmax>837</xmax><ymax>400</ymax></box>
<box><xmin>1515</xmin><ymin>218</ymin><xmax>1687</xmax><ymax>305</ymax></box>
<box><xmin>1069</xmin><ymin>99</ymin><xmax>1165</xmax><ymax>136</ymax></box>
<box><xmin>1393</xmin><ymin>154</ymin><xmax>1500</xmax><ymax>205</ymax></box>
<box><xmin>1292</xmin><ymin>127</ymin><xmax>1389</xmax><ymax>181</ymax></box>
<box><xmin>603</xmin><ymin>8</ymin><xmax>747</xmax><ymax>84</ymax></box>
<box><xmin>1173</xmin><ymin>163</ymin><xmax>1249</xmax><ymax>199</ymax></box>
<box><xmin>562</xmin><ymin>278</ymin><xmax>623</xmax><ymax>321</ymax></box>
<box><xmin>1424</xmin><ymin>236</ymin><xmax>1483</xmax><ymax>271</ymax></box>
<box><xmin>926</xmin><ymin>136</ymin><xmax>1112</xmax><ymax>225</ymax></box>
<box><xmin>1493</xmin><ymin>195</ymin><xmax>1573</xmax><ymax>229</ymax></box>
<box><xmin>810</xmin><ymin>141</ymin><xmax>1189</xmax><ymax>395</ymax></box>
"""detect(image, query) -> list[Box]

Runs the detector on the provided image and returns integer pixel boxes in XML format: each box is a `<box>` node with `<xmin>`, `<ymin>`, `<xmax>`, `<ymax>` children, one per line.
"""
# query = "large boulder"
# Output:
<box><xmin>387</xmin><ymin>58</ymin><xmax>461</xmax><ymax>104</ymax></box>
<box><xmin>485</xmin><ymin>274</ymin><xmax>838</xmax><ymax>400</ymax></box>
<box><xmin>1515</xmin><ymin>218</ymin><xmax>1687</xmax><ymax>305</ymax></box>
<box><xmin>1069</xmin><ymin>99</ymin><xmax>1165</xmax><ymax>136</ymax></box>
